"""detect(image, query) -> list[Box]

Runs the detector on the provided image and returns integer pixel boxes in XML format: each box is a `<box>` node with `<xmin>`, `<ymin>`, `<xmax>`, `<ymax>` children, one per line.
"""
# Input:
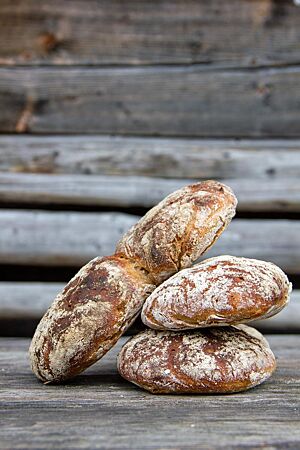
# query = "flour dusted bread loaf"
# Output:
<box><xmin>142</xmin><ymin>256</ymin><xmax>291</xmax><ymax>330</ymax></box>
<box><xmin>30</xmin><ymin>181</ymin><xmax>237</xmax><ymax>382</ymax></box>
<box><xmin>30</xmin><ymin>256</ymin><xmax>155</xmax><ymax>382</ymax></box>
<box><xmin>117</xmin><ymin>181</ymin><xmax>237</xmax><ymax>284</ymax></box>
<box><xmin>117</xmin><ymin>325</ymin><xmax>276</xmax><ymax>394</ymax></box>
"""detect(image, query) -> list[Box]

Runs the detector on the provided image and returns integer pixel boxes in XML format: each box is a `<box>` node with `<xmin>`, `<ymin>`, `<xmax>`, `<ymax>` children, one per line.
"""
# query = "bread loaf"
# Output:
<box><xmin>29</xmin><ymin>181</ymin><xmax>237</xmax><ymax>382</ymax></box>
<box><xmin>117</xmin><ymin>181</ymin><xmax>237</xmax><ymax>284</ymax></box>
<box><xmin>142</xmin><ymin>256</ymin><xmax>291</xmax><ymax>330</ymax></box>
<box><xmin>30</xmin><ymin>256</ymin><xmax>155</xmax><ymax>382</ymax></box>
<box><xmin>117</xmin><ymin>325</ymin><xmax>276</xmax><ymax>394</ymax></box>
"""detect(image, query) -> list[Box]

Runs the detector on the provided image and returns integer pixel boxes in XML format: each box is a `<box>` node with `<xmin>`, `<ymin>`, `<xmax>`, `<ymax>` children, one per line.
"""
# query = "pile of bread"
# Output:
<box><xmin>30</xmin><ymin>181</ymin><xmax>291</xmax><ymax>394</ymax></box>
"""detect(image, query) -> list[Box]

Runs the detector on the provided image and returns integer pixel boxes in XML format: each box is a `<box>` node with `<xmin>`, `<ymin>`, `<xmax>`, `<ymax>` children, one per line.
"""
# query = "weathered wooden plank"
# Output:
<box><xmin>0</xmin><ymin>336</ymin><xmax>299</xmax><ymax>449</ymax></box>
<box><xmin>1</xmin><ymin>0</ymin><xmax>300</xmax><ymax>67</ymax></box>
<box><xmin>0</xmin><ymin>210</ymin><xmax>299</xmax><ymax>273</ymax></box>
<box><xmin>2</xmin><ymin>136</ymin><xmax>300</xmax><ymax>179</ymax></box>
<box><xmin>1</xmin><ymin>66</ymin><xmax>300</xmax><ymax>136</ymax></box>
<box><xmin>0</xmin><ymin>172</ymin><xmax>300</xmax><ymax>212</ymax></box>
<box><xmin>0</xmin><ymin>282</ymin><xmax>298</xmax><ymax>332</ymax></box>
<box><xmin>0</xmin><ymin>210</ymin><xmax>138</xmax><ymax>266</ymax></box>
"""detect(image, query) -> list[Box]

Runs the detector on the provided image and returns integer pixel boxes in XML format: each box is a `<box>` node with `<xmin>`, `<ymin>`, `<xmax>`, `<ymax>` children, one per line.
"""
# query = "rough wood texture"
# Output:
<box><xmin>1</xmin><ymin>66</ymin><xmax>300</xmax><ymax>136</ymax></box>
<box><xmin>2</xmin><ymin>136</ymin><xmax>300</xmax><ymax>179</ymax></box>
<box><xmin>1</xmin><ymin>211</ymin><xmax>300</xmax><ymax>273</ymax></box>
<box><xmin>0</xmin><ymin>336</ymin><xmax>299</xmax><ymax>449</ymax></box>
<box><xmin>0</xmin><ymin>284</ymin><xmax>299</xmax><ymax>332</ymax></box>
<box><xmin>0</xmin><ymin>0</ymin><xmax>300</xmax><ymax>67</ymax></box>
<box><xmin>0</xmin><ymin>172</ymin><xmax>300</xmax><ymax>212</ymax></box>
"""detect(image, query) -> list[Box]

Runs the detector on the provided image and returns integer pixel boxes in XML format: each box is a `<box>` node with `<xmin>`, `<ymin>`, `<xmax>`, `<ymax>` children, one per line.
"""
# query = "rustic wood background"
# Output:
<box><xmin>0</xmin><ymin>0</ymin><xmax>300</xmax><ymax>335</ymax></box>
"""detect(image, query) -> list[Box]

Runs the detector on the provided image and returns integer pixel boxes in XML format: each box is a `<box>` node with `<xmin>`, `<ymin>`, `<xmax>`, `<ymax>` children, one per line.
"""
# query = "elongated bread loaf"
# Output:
<box><xmin>30</xmin><ymin>181</ymin><xmax>237</xmax><ymax>382</ymax></box>
<box><xmin>117</xmin><ymin>325</ymin><xmax>276</xmax><ymax>394</ymax></box>
<box><xmin>142</xmin><ymin>256</ymin><xmax>291</xmax><ymax>330</ymax></box>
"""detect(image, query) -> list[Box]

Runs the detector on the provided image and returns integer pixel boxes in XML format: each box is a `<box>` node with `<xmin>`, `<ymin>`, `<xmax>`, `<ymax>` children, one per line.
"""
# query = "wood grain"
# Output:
<box><xmin>1</xmin><ymin>66</ymin><xmax>300</xmax><ymax>136</ymax></box>
<box><xmin>0</xmin><ymin>336</ymin><xmax>299</xmax><ymax>449</ymax></box>
<box><xmin>2</xmin><ymin>136</ymin><xmax>300</xmax><ymax>179</ymax></box>
<box><xmin>0</xmin><ymin>282</ymin><xmax>298</xmax><ymax>332</ymax></box>
<box><xmin>1</xmin><ymin>0</ymin><xmax>299</xmax><ymax>67</ymax></box>
<box><xmin>0</xmin><ymin>172</ymin><xmax>299</xmax><ymax>211</ymax></box>
<box><xmin>0</xmin><ymin>210</ymin><xmax>299</xmax><ymax>273</ymax></box>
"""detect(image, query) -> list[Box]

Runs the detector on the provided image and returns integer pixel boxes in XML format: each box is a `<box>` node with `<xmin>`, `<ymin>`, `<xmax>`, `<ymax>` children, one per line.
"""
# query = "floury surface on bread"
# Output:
<box><xmin>142</xmin><ymin>256</ymin><xmax>292</xmax><ymax>330</ymax></box>
<box><xmin>116</xmin><ymin>181</ymin><xmax>237</xmax><ymax>284</ymax></box>
<box><xmin>29</xmin><ymin>181</ymin><xmax>237</xmax><ymax>382</ymax></box>
<box><xmin>117</xmin><ymin>326</ymin><xmax>276</xmax><ymax>394</ymax></box>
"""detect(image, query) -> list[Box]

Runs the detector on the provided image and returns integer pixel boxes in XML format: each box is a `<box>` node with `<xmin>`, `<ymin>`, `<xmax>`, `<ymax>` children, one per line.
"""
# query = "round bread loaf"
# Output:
<box><xmin>117</xmin><ymin>325</ymin><xmax>276</xmax><ymax>394</ymax></box>
<box><xmin>142</xmin><ymin>256</ymin><xmax>291</xmax><ymax>330</ymax></box>
<box><xmin>116</xmin><ymin>181</ymin><xmax>237</xmax><ymax>284</ymax></box>
<box><xmin>30</xmin><ymin>181</ymin><xmax>237</xmax><ymax>382</ymax></box>
<box><xmin>30</xmin><ymin>256</ymin><xmax>155</xmax><ymax>382</ymax></box>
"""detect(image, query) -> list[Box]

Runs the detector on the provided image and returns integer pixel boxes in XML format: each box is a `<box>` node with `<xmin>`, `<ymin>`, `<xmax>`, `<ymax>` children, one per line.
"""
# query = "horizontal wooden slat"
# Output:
<box><xmin>1</xmin><ymin>336</ymin><xmax>300</xmax><ymax>449</ymax></box>
<box><xmin>0</xmin><ymin>210</ymin><xmax>138</xmax><ymax>266</ymax></box>
<box><xmin>1</xmin><ymin>0</ymin><xmax>300</xmax><ymax>67</ymax></box>
<box><xmin>2</xmin><ymin>135</ymin><xmax>300</xmax><ymax>179</ymax></box>
<box><xmin>0</xmin><ymin>283</ymin><xmax>298</xmax><ymax>332</ymax></box>
<box><xmin>1</xmin><ymin>66</ymin><xmax>300</xmax><ymax>136</ymax></box>
<box><xmin>0</xmin><ymin>173</ymin><xmax>300</xmax><ymax>212</ymax></box>
<box><xmin>0</xmin><ymin>210</ymin><xmax>299</xmax><ymax>273</ymax></box>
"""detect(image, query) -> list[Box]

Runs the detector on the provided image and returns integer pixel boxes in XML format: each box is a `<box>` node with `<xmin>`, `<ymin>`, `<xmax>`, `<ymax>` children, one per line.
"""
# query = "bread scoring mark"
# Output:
<box><xmin>142</xmin><ymin>256</ymin><xmax>291</xmax><ymax>330</ymax></box>
<box><xmin>117</xmin><ymin>326</ymin><xmax>276</xmax><ymax>394</ymax></box>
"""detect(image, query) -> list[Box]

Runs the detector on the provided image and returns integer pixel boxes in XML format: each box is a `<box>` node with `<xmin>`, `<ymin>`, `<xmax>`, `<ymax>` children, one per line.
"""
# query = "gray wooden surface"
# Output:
<box><xmin>2</xmin><ymin>136</ymin><xmax>300</xmax><ymax>179</ymax></box>
<box><xmin>1</xmin><ymin>173</ymin><xmax>300</xmax><ymax>211</ymax></box>
<box><xmin>0</xmin><ymin>335</ymin><xmax>299</xmax><ymax>449</ymax></box>
<box><xmin>1</xmin><ymin>211</ymin><xmax>300</xmax><ymax>272</ymax></box>
<box><xmin>0</xmin><ymin>283</ymin><xmax>298</xmax><ymax>332</ymax></box>
<box><xmin>1</xmin><ymin>66</ymin><xmax>300</xmax><ymax>136</ymax></box>
<box><xmin>1</xmin><ymin>0</ymin><xmax>300</xmax><ymax>67</ymax></box>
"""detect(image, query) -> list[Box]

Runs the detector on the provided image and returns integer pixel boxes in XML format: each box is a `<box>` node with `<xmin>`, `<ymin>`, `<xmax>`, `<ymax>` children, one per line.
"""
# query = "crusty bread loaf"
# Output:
<box><xmin>142</xmin><ymin>256</ymin><xmax>291</xmax><ymax>330</ymax></box>
<box><xmin>30</xmin><ymin>256</ymin><xmax>155</xmax><ymax>382</ymax></box>
<box><xmin>117</xmin><ymin>325</ymin><xmax>276</xmax><ymax>394</ymax></box>
<box><xmin>29</xmin><ymin>181</ymin><xmax>237</xmax><ymax>382</ymax></box>
<box><xmin>117</xmin><ymin>181</ymin><xmax>237</xmax><ymax>284</ymax></box>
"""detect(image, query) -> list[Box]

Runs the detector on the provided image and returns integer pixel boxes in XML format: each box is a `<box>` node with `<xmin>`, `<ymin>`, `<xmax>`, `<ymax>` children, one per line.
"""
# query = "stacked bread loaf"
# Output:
<box><xmin>29</xmin><ymin>180</ymin><xmax>292</xmax><ymax>395</ymax></box>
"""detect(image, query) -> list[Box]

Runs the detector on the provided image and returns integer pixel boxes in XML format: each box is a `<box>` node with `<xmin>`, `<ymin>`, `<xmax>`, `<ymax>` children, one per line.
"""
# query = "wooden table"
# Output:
<box><xmin>1</xmin><ymin>335</ymin><xmax>299</xmax><ymax>449</ymax></box>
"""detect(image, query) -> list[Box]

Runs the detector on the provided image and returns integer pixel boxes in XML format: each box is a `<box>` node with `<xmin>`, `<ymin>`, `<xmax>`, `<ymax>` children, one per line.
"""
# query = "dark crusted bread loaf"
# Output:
<box><xmin>30</xmin><ymin>256</ymin><xmax>155</xmax><ymax>382</ymax></box>
<box><xmin>142</xmin><ymin>256</ymin><xmax>291</xmax><ymax>330</ymax></box>
<box><xmin>29</xmin><ymin>181</ymin><xmax>237</xmax><ymax>382</ymax></box>
<box><xmin>117</xmin><ymin>325</ymin><xmax>276</xmax><ymax>394</ymax></box>
<box><xmin>116</xmin><ymin>181</ymin><xmax>237</xmax><ymax>284</ymax></box>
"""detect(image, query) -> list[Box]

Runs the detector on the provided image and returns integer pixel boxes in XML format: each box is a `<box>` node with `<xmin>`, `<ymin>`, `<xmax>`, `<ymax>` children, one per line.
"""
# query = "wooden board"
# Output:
<box><xmin>2</xmin><ymin>136</ymin><xmax>300</xmax><ymax>179</ymax></box>
<box><xmin>1</xmin><ymin>66</ymin><xmax>300</xmax><ymax>136</ymax></box>
<box><xmin>1</xmin><ymin>0</ymin><xmax>300</xmax><ymax>67</ymax></box>
<box><xmin>0</xmin><ymin>210</ymin><xmax>299</xmax><ymax>273</ymax></box>
<box><xmin>0</xmin><ymin>336</ymin><xmax>299</xmax><ymax>449</ymax></box>
<box><xmin>0</xmin><ymin>282</ymin><xmax>299</xmax><ymax>333</ymax></box>
<box><xmin>1</xmin><ymin>172</ymin><xmax>300</xmax><ymax>211</ymax></box>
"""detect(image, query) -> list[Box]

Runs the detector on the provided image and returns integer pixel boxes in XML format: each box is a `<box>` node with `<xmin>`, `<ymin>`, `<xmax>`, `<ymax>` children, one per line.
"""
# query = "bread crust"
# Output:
<box><xmin>142</xmin><ymin>256</ymin><xmax>292</xmax><ymax>330</ymax></box>
<box><xmin>29</xmin><ymin>256</ymin><xmax>155</xmax><ymax>382</ymax></box>
<box><xmin>116</xmin><ymin>181</ymin><xmax>237</xmax><ymax>284</ymax></box>
<box><xmin>117</xmin><ymin>326</ymin><xmax>276</xmax><ymax>394</ymax></box>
